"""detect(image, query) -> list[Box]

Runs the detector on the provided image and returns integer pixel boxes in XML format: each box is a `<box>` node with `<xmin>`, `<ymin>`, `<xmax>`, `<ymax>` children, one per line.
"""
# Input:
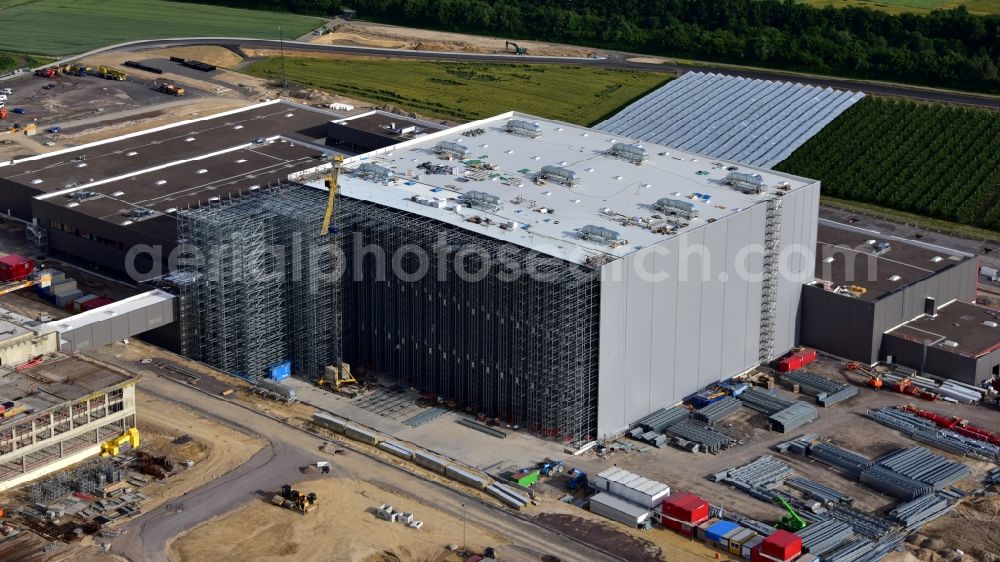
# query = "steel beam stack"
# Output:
<box><xmin>795</xmin><ymin>519</ymin><xmax>854</xmax><ymax>555</ymax></box>
<box><xmin>808</xmin><ymin>442</ymin><xmax>874</xmax><ymax>477</ymax></box>
<box><xmin>859</xmin><ymin>465</ymin><xmax>932</xmax><ymax>500</ymax></box>
<box><xmin>667</xmin><ymin>419</ymin><xmax>736</xmax><ymax>453</ymax></box>
<box><xmin>719</xmin><ymin>455</ymin><xmax>793</xmax><ymax>496</ymax></box>
<box><xmin>827</xmin><ymin>506</ymin><xmax>895</xmax><ymax>539</ymax></box>
<box><xmin>769</xmin><ymin>402</ymin><xmax>818</xmax><ymax>432</ymax></box>
<box><xmin>634</xmin><ymin>406</ymin><xmax>689</xmax><ymax>433</ymax></box>
<box><xmin>888</xmin><ymin>494</ymin><xmax>951</xmax><ymax>528</ymax></box>
<box><xmin>693</xmin><ymin>396</ymin><xmax>743</xmax><ymax>424</ymax></box>
<box><xmin>738</xmin><ymin>388</ymin><xmax>794</xmax><ymax>414</ymax></box>
<box><xmin>177</xmin><ymin>184</ymin><xmax>339</xmax><ymax>380</ymax></box>
<box><xmin>786</xmin><ymin>477</ymin><xmax>853</xmax><ymax>505</ymax></box>
<box><xmin>781</xmin><ymin>371</ymin><xmax>858</xmax><ymax>406</ymax></box>
<box><xmin>874</xmin><ymin>447</ymin><xmax>970</xmax><ymax>490</ymax></box>
<box><xmin>866</xmin><ymin>407</ymin><xmax>1000</xmax><ymax>462</ymax></box>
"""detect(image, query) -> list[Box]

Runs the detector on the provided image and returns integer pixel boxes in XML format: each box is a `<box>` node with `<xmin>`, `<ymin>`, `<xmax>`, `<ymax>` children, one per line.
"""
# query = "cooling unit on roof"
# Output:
<box><xmin>123</xmin><ymin>208</ymin><xmax>158</xmax><ymax>221</ymax></box>
<box><xmin>355</xmin><ymin>162</ymin><xmax>393</xmax><ymax>183</ymax></box>
<box><xmin>460</xmin><ymin>190</ymin><xmax>503</xmax><ymax>212</ymax></box>
<box><xmin>434</xmin><ymin>141</ymin><xmax>471</xmax><ymax>159</ymax></box>
<box><xmin>538</xmin><ymin>165</ymin><xmax>580</xmax><ymax>187</ymax></box>
<box><xmin>505</xmin><ymin>119</ymin><xmax>542</xmax><ymax>138</ymax></box>
<box><xmin>653</xmin><ymin>198</ymin><xmax>699</xmax><ymax>220</ymax></box>
<box><xmin>609</xmin><ymin>143</ymin><xmax>648</xmax><ymax>164</ymax></box>
<box><xmin>724</xmin><ymin>172</ymin><xmax>766</xmax><ymax>194</ymax></box>
<box><xmin>580</xmin><ymin>224</ymin><xmax>624</xmax><ymax>246</ymax></box>
<box><xmin>67</xmin><ymin>191</ymin><xmax>100</xmax><ymax>202</ymax></box>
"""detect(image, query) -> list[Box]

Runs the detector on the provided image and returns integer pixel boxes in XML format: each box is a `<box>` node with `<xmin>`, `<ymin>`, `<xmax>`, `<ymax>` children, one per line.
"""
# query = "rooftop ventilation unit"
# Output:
<box><xmin>724</xmin><ymin>172</ymin><xmax>766</xmax><ymax>194</ymax></box>
<box><xmin>434</xmin><ymin>141</ymin><xmax>470</xmax><ymax>159</ymax></box>
<box><xmin>609</xmin><ymin>143</ymin><xmax>648</xmax><ymax>164</ymax></box>
<box><xmin>505</xmin><ymin>119</ymin><xmax>542</xmax><ymax>138</ymax></box>
<box><xmin>653</xmin><ymin>198</ymin><xmax>699</xmax><ymax>220</ymax></box>
<box><xmin>356</xmin><ymin>162</ymin><xmax>393</xmax><ymax>183</ymax></box>
<box><xmin>461</xmin><ymin>190</ymin><xmax>503</xmax><ymax>212</ymax></box>
<box><xmin>539</xmin><ymin>165</ymin><xmax>580</xmax><ymax>187</ymax></box>
<box><xmin>580</xmin><ymin>224</ymin><xmax>623</xmax><ymax>245</ymax></box>
<box><xmin>123</xmin><ymin>208</ymin><xmax>157</xmax><ymax>221</ymax></box>
<box><xmin>67</xmin><ymin>191</ymin><xmax>99</xmax><ymax>202</ymax></box>
<box><xmin>871</xmin><ymin>241</ymin><xmax>891</xmax><ymax>255</ymax></box>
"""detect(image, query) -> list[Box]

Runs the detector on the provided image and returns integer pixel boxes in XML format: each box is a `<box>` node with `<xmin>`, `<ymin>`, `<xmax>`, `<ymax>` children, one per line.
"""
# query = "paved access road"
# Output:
<box><xmin>111</xmin><ymin>373</ymin><xmax>622</xmax><ymax>562</ymax></box>
<box><xmin>53</xmin><ymin>37</ymin><xmax>1000</xmax><ymax>110</ymax></box>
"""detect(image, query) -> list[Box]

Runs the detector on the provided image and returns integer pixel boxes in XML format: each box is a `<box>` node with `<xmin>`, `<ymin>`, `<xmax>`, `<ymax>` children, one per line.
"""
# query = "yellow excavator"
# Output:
<box><xmin>100</xmin><ymin>428</ymin><xmax>140</xmax><ymax>457</ymax></box>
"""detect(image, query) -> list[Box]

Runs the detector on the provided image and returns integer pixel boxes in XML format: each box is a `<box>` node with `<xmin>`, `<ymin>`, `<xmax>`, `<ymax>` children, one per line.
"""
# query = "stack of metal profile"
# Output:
<box><xmin>876</xmin><ymin>447</ymin><xmax>970</xmax><ymax>490</ymax></box>
<box><xmin>796</xmin><ymin>519</ymin><xmax>854</xmax><ymax>554</ymax></box>
<box><xmin>666</xmin><ymin>418</ymin><xmax>735</xmax><ymax>453</ymax></box>
<box><xmin>808</xmin><ymin>442</ymin><xmax>874</xmax><ymax>477</ymax></box>
<box><xmin>859</xmin><ymin>465</ymin><xmax>932</xmax><ymax>500</ymax></box>
<box><xmin>888</xmin><ymin>493</ymin><xmax>951</xmax><ymax>528</ymax></box>
<box><xmin>634</xmin><ymin>406</ymin><xmax>690</xmax><ymax>433</ymax></box>
<box><xmin>866</xmin><ymin>407</ymin><xmax>1000</xmax><ymax>462</ymax></box>
<box><xmin>720</xmin><ymin>455</ymin><xmax>793</xmax><ymax>489</ymax></box>
<box><xmin>769</xmin><ymin>402</ymin><xmax>819</xmax><ymax>432</ymax></box>
<box><xmin>693</xmin><ymin>396</ymin><xmax>743</xmax><ymax>424</ymax></box>
<box><xmin>786</xmin><ymin>477</ymin><xmax>854</xmax><ymax>505</ymax></box>
<box><xmin>827</xmin><ymin>505</ymin><xmax>895</xmax><ymax>539</ymax></box>
<box><xmin>776</xmin><ymin>434</ymin><xmax>819</xmax><ymax>455</ymax></box>
<box><xmin>822</xmin><ymin>537</ymin><xmax>873</xmax><ymax>562</ymax></box>
<box><xmin>782</xmin><ymin>371</ymin><xmax>859</xmax><ymax>406</ymax></box>
<box><xmin>738</xmin><ymin>388</ymin><xmax>795</xmax><ymax>414</ymax></box>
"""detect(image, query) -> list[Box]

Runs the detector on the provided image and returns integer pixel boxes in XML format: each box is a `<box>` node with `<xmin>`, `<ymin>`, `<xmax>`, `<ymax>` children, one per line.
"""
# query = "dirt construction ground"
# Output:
<box><xmin>167</xmin><ymin>476</ymin><xmax>505</xmax><ymax>562</ymax></box>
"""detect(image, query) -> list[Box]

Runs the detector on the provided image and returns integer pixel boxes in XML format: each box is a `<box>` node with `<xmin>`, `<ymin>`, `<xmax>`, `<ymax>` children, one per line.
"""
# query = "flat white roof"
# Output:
<box><xmin>43</xmin><ymin>289</ymin><xmax>174</xmax><ymax>333</ymax></box>
<box><xmin>590</xmin><ymin>492</ymin><xmax>651</xmax><ymax>517</ymax></box>
<box><xmin>320</xmin><ymin>112</ymin><xmax>815</xmax><ymax>265</ymax></box>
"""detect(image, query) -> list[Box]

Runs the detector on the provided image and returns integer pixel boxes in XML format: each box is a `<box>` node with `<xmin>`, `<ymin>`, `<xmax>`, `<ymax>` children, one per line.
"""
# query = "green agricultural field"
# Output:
<box><xmin>0</xmin><ymin>0</ymin><xmax>322</xmax><ymax>55</ymax></box>
<box><xmin>775</xmin><ymin>97</ymin><xmax>1000</xmax><ymax>231</ymax></box>
<box><xmin>243</xmin><ymin>58</ymin><xmax>669</xmax><ymax>126</ymax></box>
<box><xmin>801</xmin><ymin>0</ymin><xmax>1000</xmax><ymax>15</ymax></box>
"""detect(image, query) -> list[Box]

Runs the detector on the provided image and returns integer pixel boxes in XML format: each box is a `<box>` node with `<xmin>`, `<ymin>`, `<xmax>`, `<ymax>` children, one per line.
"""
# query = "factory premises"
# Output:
<box><xmin>0</xmin><ymin>98</ymin><xmax>996</xmax><ymax>562</ymax></box>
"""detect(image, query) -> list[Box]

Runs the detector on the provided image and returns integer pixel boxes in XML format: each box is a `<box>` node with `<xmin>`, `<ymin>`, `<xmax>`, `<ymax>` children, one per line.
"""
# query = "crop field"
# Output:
<box><xmin>801</xmin><ymin>0</ymin><xmax>1000</xmax><ymax>15</ymax></box>
<box><xmin>243</xmin><ymin>57</ymin><xmax>670</xmax><ymax>126</ymax></box>
<box><xmin>0</xmin><ymin>0</ymin><xmax>322</xmax><ymax>55</ymax></box>
<box><xmin>776</xmin><ymin>97</ymin><xmax>1000</xmax><ymax>230</ymax></box>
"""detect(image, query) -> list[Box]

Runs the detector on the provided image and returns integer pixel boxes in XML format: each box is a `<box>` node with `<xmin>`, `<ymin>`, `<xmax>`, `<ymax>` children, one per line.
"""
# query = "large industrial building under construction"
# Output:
<box><xmin>316</xmin><ymin>112</ymin><xmax>820</xmax><ymax>441</ymax></box>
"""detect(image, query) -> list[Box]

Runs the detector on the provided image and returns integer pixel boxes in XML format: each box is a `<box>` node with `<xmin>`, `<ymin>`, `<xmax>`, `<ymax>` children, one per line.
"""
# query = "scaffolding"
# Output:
<box><xmin>176</xmin><ymin>184</ymin><xmax>339</xmax><ymax>381</ymax></box>
<box><xmin>338</xmin><ymin>198</ymin><xmax>601</xmax><ymax>442</ymax></box>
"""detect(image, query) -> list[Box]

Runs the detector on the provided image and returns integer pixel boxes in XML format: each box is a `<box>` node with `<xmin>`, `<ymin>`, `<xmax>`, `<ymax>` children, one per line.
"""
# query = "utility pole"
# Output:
<box><xmin>279</xmin><ymin>25</ymin><xmax>286</xmax><ymax>89</ymax></box>
<box><xmin>461</xmin><ymin>502</ymin><xmax>467</xmax><ymax>552</ymax></box>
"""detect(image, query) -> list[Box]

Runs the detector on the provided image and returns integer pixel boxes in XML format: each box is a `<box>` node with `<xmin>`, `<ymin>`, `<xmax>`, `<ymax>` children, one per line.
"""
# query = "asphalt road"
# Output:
<box><xmin>53</xmin><ymin>37</ymin><xmax>1000</xmax><ymax>110</ymax></box>
<box><xmin>110</xmin><ymin>373</ymin><xmax>623</xmax><ymax>562</ymax></box>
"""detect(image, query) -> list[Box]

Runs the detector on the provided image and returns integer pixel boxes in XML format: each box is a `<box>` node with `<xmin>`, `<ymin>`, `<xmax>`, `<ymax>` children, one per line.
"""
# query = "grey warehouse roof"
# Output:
<box><xmin>595</xmin><ymin>72</ymin><xmax>864</xmax><ymax>169</ymax></box>
<box><xmin>322</xmin><ymin>111</ymin><xmax>816</xmax><ymax>265</ymax></box>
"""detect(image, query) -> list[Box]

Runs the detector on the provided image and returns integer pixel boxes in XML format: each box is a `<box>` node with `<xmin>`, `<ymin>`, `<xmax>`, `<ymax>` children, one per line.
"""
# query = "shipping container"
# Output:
<box><xmin>0</xmin><ymin>255</ymin><xmax>33</xmax><ymax>281</ymax></box>
<box><xmin>705</xmin><ymin>520</ymin><xmax>741</xmax><ymax>544</ymax></box>
<box><xmin>72</xmin><ymin>294</ymin><xmax>98</xmax><ymax>312</ymax></box>
<box><xmin>589</xmin><ymin>492</ymin><xmax>651</xmax><ymax>527</ymax></box>
<box><xmin>269</xmin><ymin>360</ymin><xmax>292</xmax><ymax>381</ymax></box>
<box><xmin>696</xmin><ymin>518</ymin><xmax>720</xmax><ymax>541</ymax></box>
<box><xmin>743</xmin><ymin>535</ymin><xmax>764</xmax><ymax>560</ymax></box>
<box><xmin>761</xmin><ymin>530</ymin><xmax>803</xmax><ymax>561</ymax></box>
<box><xmin>510</xmin><ymin>469</ymin><xmax>539</xmax><ymax>487</ymax></box>
<box><xmin>661</xmin><ymin>492</ymin><xmax>709</xmax><ymax>524</ymax></box>
<box><xmin>729</xmin><ymin>528</ymin><xmax>757</xmax><ymax>554</ymax></box>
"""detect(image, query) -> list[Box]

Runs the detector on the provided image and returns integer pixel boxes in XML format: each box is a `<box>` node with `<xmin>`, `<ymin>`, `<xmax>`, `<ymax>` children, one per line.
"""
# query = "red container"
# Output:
<box><xmin>778</xmin><ymin>355</ymin><xmax>803</xmax><ymax>372</ymax></box>
<box><xmin>662</xmin><ymin>517</ymin><xmax>696</xmax><ymax>536</ymax></box>
<box><xmin>0</xmin><ymin>255</ymin><xmax>34</xmax><ymax>281</ymax></box>
<box><xmin>662</xmin><ymin>492</ymin><xmax>709</xmax><ymax>524</ymax></box>
<box><xmin>762</xmin><ymin>530</ymin><xmax>802</xmax><ymax>561</ymax></box>
<box><xmin>795</xmin><ymin>348</ymin><xmax>817</xmax><ymax>366</ymax></box>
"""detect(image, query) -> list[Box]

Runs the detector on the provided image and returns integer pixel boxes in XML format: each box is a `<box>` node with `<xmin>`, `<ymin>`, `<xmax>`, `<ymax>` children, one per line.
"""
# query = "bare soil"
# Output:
<box><xmin>311</xmin><ymin>21</ymin><xmax>595</xmax><ymax>58</ymax></box>
<box><xmin>167</xmin><ymin>477</ymin><xmax>507</xmax><ymax>562</ymax></box>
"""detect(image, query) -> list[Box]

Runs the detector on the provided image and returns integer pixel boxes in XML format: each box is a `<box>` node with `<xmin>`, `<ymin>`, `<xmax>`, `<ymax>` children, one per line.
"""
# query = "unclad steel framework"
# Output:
<box><xmin>337</xmin><ymin>197</ymin><xmax>601</xmax><ymax>442</ymax></box>
<box><xmin>176</xmin><ymin>185</ymin><xmax>339</xmax><ymax>381</ymax></box>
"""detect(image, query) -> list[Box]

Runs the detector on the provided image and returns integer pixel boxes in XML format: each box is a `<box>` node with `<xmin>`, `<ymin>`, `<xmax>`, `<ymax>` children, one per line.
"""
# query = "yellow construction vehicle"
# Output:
<box><xmin>317</xmin><ymin>362</ymin><xmax>357</xmax><ymax>392</ymax></box>
<box><xmin>159</xmin><ymin>83</ymin><xmax>185</xmax><ymax>96</ymax></box>
<box><xmin>96</xmin><ymin>66</ymin><xmax>127</xmax><ymax>81</ymax></box>
<box><xmin>320</xmin><ymin>155</ymin><xmax>345</xmax><ymax>236</ymax></box>
<box><xmin>272</xmin><ymin>485</ymin><xmax>318</xmax><ymax>513</ymax></box>
<box><xmin>100</xmin><ymin>428</ymin><xmax>140</xmax><ymax>457</ymax></box>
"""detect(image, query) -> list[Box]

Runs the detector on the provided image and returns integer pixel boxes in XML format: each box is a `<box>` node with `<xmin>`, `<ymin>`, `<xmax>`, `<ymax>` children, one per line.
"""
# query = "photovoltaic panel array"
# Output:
<box><xmin>596</xmin><ymin>72</ymin><xmax>864</xmax><ymax>169</ymax></box>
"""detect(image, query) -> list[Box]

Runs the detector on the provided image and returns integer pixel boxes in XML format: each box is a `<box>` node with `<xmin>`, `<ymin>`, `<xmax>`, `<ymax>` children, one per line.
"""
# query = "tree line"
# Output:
<box><xmin>180</xmin><ymin>0</ymin><xmax>1000</xmax><ymax>94</ymax></box>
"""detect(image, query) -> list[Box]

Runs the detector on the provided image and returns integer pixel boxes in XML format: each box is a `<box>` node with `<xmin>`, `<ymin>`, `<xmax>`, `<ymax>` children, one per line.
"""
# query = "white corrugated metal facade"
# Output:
<box><xmin>596</xmin><ymin>72</ymin><xmax>864</xmax><ymax>169</ymax></box>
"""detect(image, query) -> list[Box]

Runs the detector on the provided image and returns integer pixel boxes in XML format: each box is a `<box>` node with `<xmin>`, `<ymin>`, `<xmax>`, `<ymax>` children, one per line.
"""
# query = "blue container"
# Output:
<box><xmin>269</xmin><ymin>361</ymin><xmax>292</xmax><ymax>381</ymax></box>
<box><xmin>705</xmin><ymin>520</ymin><xmax>740</xmax><ymax>544</ymax></box>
